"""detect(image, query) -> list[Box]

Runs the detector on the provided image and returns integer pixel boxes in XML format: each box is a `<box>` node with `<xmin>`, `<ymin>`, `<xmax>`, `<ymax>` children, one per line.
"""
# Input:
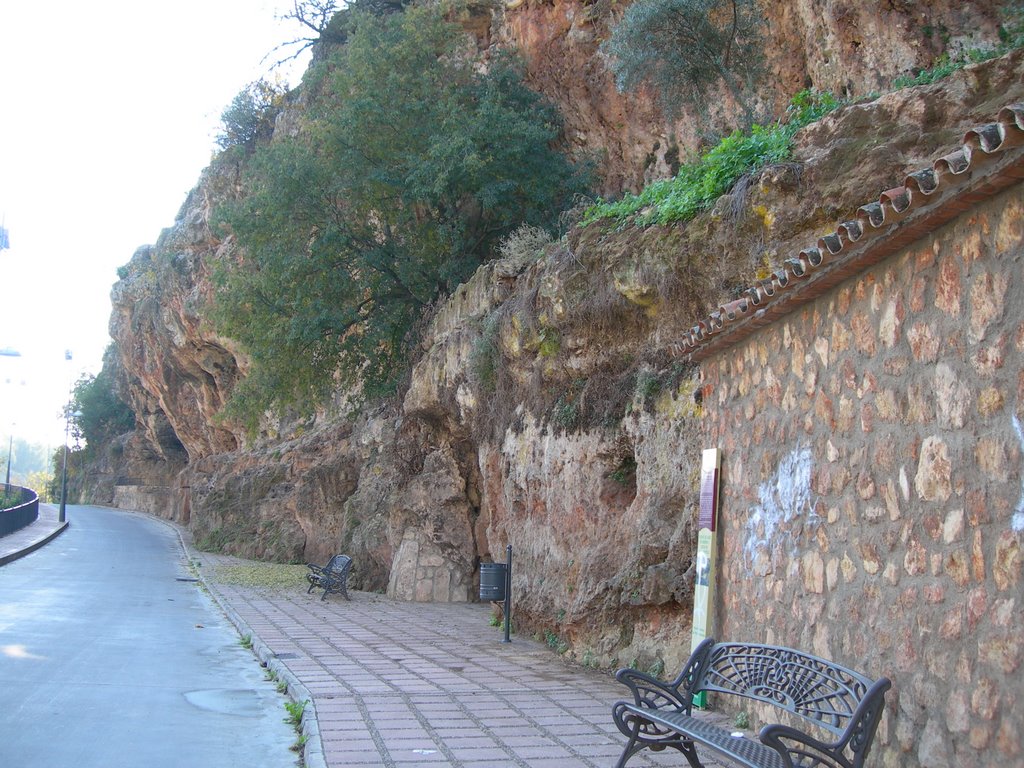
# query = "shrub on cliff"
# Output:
<box><xmin>216</xmin><ymin>79</ymin><xmax>288</xmax><ymax>151</ymax></box>
<box><xmin>69</xmin><ymin>351</ymin><xmax>135</xmax><ymax>449</ymax></box>
<box><xmin>602</xmin><ymin>0</ymin><xmax>762</xmax><ymax>120</ymax></box>
<box><xmin>212</xmin><ymin>3</ymin><xmax>591</xmax><ymax>428</ymax></box>
<box><xmin>584</xmin><ymin>89</ymin><xmax>840</xmax><ymax>227</ymax></box>
<box><xmin>893</xmin><ymin>6</ymin><xmax>1024</xmax><ymax>88</ymax></box>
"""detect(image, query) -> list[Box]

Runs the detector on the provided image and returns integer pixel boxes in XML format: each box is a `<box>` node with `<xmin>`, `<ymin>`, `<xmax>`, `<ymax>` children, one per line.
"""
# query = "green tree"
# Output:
<box><xmin>217</xmin><ymin>79</ymin><xmax>288</xmax><ymax>151</ymax></box>
<box><xmin>213</xmin><ymin>3</ymin><xmax>590</xmax><ymax>428</ymax></box>
<box><xmin>3</xmin><ymin>437</ymin><xmax>51</xmax><ymax>480</ymax></box>
<box><xmin>602</xmin><ymin>0</ymin><xmax>762</xmax><ymax>120</ymax></box>
<box><xmin>70</xmin><ymin>349</ymin><xmax>135</xmax><ymax>449</ymax></box>
<box><xmin>24</xmin><ymin>469</ymin><xmax>53</xmax><ymax>502</ymax></box>
<box><xmin>47</xmin><ymin>445</ymin><xmax>85</xmax><ymax>505</ymax></box>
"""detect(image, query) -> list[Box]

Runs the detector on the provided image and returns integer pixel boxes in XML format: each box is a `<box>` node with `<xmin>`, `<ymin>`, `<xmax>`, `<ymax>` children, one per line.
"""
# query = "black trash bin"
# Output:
<box><xmin>479</xmin><ymin>562</ymin><xmax>507</xmax><ymax>601</ymax></box>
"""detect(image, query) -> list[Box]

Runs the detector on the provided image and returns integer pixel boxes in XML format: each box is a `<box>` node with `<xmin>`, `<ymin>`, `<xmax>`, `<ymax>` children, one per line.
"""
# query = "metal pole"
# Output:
<box><xmin>59</xmin><ymin>349</ymin><xmax>74</xmax><ymax>523</ymax></box>
<box><xmin>502</xmin><ymin>544</ymin><xmax>512</xmax><ymax>644</ymax></box>
<box><xmin>4</xmin><ymin>433</ymin><xmax>11</xmax><ymax>490</ymax></box>
<box><xmin>59</xmin><ymin>418</ymin><xmax>69</xmax><ymax>523</ymax></box>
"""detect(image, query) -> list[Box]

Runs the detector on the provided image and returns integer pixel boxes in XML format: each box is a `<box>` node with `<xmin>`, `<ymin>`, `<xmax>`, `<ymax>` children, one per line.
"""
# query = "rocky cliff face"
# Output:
<box><xmin>100</xmin><ymin>0</ymin><xmax>1021</xmax><ymax>668</ymax></box>
<box><xmin>492</xmin><ymin>0</ymin><xmax>1007</xmax><ymax>192</ymax></box>
<box><xmin>109</xmin><ymin>163</ymin><xmax>246</xmax><ymax>463</ymax></box>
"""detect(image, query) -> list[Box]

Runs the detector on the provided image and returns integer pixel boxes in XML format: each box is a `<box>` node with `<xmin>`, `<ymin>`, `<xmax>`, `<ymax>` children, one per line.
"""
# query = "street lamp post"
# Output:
<box><xmin>59</xmin><ymin>349</ymin><xmax>77</xmax><ymax>523</ymax></box>
<box><xmin>4</xmin><ymin>432</ymin><xmax>11</xmax><ymax>491</ymax></box>
<box><xmin>59</xmin><ymin>417</ymin><xmax>70</xmax><ymax>523</ymax></box>
<box><xmin>1</xmin><ymin>347</ymin><xmax>22</xmax><ymax>493</ymax></box>
<box><xmin>59</xmin><ymin>410</ymin><xmax>81</xmax><ymax>523</ymax></box>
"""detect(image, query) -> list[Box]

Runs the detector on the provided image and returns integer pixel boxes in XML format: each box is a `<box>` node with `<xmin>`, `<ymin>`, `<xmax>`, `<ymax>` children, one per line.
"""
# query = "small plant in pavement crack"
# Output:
<box><xmin>239</xmin><ymin>634</ymin><xmax>253</xmax><ymax>650</ymax></box>
<box><xmin>284</xmin><ymin>699</ymin><xmax>307</xmax><ymax>728</ymax></box>
<box><xmin>284</xmin><ymin>699</ymin><xmax>309</xmax><ymax>755</ymax></box>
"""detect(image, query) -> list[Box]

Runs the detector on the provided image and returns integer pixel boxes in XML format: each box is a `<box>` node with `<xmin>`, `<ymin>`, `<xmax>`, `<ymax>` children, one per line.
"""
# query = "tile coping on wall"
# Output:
<box><xmin>673</xmin><ymin>102</ymin><xmax>1024</xmax><ymax>363</ymax></box>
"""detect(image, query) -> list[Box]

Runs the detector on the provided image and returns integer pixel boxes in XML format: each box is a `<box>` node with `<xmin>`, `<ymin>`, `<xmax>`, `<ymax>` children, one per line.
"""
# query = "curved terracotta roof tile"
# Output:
<box><xmin>905</xmin><ymin>168</ymin><xmax>939</xmax><ymax>194</ymax></box>
<box><xmin>675</xmin><ymin>103</ymin><xmax>1024</xmax><ymax>361</ymax></box>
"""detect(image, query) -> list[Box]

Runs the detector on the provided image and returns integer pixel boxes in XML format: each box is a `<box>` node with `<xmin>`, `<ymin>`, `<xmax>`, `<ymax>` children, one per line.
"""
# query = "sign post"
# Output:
<box><xmin>690</xmin><ymin>448</ymin><xmax>722</xmax><ymax>708</ymax></box>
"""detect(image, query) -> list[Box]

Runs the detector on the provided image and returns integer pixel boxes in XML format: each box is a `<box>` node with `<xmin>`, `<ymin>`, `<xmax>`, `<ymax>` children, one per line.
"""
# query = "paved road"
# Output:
<box><xmin>0</xmin><ymin>505</ymin><xmax>298</xmax><ymax>767</ymax></box>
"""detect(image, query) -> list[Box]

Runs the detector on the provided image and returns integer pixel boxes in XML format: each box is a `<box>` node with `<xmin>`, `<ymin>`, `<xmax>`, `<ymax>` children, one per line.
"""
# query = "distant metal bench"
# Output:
<box><xmin>612</xmin><ymin>638</ymin><xmax>890</xmax><ymax>768</ymax></box>
<box><xmin>305</xmin><ymin>554</ymin><xmax>352</xmax><ymax>601</ymax></box>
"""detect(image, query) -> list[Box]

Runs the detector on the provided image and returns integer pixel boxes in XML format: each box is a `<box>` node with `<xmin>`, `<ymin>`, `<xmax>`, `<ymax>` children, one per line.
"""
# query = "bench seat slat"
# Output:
<box><xmin>622</xmin><ymin>705</ymin><xmax>787</xmax><ymax>768</ymax></box>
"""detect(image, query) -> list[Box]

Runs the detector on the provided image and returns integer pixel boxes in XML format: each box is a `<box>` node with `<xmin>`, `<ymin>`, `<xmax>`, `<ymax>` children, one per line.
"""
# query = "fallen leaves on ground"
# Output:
<box><xmin>213</xmin><ymin>562</ymin><xmax>309</xmax><ymax>589</ymax></box>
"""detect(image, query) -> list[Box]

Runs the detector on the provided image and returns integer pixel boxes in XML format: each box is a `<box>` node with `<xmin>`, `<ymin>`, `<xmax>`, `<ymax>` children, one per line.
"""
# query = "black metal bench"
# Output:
<box><xmin>612</xmin><ymin>638</ymin><xmax>890</xmax><ymax>768</ymax></box>
<box><xmin>305</xmin><ymin>554</ymin><xmax>352</xmax><ymax>601</ymax></box>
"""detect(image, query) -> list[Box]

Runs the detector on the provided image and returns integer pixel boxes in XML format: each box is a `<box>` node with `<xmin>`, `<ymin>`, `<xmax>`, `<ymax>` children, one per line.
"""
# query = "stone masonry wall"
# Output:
<box><xmin>700</xmin><ymin>185</ymin><xmax>1023</xmax><ymax>767</ymax></box>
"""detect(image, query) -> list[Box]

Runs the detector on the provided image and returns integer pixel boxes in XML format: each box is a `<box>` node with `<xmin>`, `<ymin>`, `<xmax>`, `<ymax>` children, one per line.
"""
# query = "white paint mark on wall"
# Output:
<box><xmin>1012</xmin><ymin>414</ymin><xmax>1024</xmax><ymax>533</ymax></box>
<box><xmin>744</xmin><ymin>444</ymin><xmax>817</xmax><ymax>572</ymax></box>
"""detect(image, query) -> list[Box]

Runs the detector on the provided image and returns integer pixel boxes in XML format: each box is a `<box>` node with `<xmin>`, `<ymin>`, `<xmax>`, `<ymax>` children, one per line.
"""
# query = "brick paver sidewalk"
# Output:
<box><xmin>191</xmin><ymin>549</ymin><xmax>731</xmax><ymax>768</ymax></box>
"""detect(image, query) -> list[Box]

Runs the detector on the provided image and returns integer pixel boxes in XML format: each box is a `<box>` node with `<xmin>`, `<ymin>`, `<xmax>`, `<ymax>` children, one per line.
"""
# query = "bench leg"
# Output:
<box><xmin>320</xmin><ymin>583</ymin><xmax>340</xmax><ymax>600</ymax></box>
<box><xmin>678</xmin><ymin>739</ymin><xmax>705</xmax><ymax>768</ymax></box>
<box><xmin>613</xmin><ymin>703</ymin><xmax>705</xmax><ymax>768</ymax></box>
<box><xmin>614</xmin><ymin>716</ymin><xmax>647</xmax><ymax>768</ymax></box>
<box><xmin>615</xmin><ymin>729</ymin><xmax>701</xmax><ymax>768</ymax></box>
<box><xmin>615</xmin><ymin>740</ymin><xmax>644</xmax><ymax>768</ymax></box>
<box><xmin>317</xmin><ymin>577</ymin><xmax>351</xmax><ymax>601</ymax></box>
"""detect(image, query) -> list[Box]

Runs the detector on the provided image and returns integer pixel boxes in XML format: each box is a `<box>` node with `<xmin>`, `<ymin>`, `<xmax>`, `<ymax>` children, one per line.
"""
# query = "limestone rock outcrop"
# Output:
<box><xmin>98</xmin><ymin>0</ymin><xmax>1022</xmax><ymax>673</ymax></box>
<box><xmin>491</xmin><ymin>0</ymin><xmax>1008</xmax><ymax>192</ymax></box>
<box><xmin>109</xmin><ymin>162</ymin><xmax>246</xmax><ymax>462</ymax></box>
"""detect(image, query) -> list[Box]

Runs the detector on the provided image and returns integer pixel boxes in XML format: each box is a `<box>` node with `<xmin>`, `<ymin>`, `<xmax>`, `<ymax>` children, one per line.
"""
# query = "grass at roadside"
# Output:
<box><xmin>213</xmin><ymin>562</ymin><xmax>309</xmax><ymax>589</ymax></box>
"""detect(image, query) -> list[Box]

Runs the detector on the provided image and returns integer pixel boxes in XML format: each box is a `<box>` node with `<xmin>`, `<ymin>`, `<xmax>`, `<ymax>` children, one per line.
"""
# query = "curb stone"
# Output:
<box><xmin>0</xmin><ymin>520</ymin><xmax>69</xmax><ymax>566</ymax></box>
<box><xmin>154</xmin><ymin>513</ymin><xmax>327</xmax><ymax>768</ymax></box>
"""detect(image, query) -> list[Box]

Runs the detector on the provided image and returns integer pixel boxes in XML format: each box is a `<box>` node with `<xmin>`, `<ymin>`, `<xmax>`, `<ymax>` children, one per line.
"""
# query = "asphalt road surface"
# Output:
<box><xmin>0</xmin><ymin>505</ymin><xmax>298</xmax><ymax>767</ymax></box>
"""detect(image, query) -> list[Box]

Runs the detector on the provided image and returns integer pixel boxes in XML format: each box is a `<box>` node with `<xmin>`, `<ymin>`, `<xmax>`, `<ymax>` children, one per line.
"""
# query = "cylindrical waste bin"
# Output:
<box><xmin>479</xmin><ymin>562</ymin><xmax>507</xmax><ymax>601</ymax></box>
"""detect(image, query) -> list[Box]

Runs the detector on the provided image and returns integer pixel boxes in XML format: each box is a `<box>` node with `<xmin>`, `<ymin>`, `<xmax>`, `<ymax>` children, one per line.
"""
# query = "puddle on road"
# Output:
<box><xmin>184</xmin><ymin>688</ymin><xmax>265</xmax><ymax>717</ymax></box>
<box><xmin>1</xmin><ymin>644</ymin><xmax>47</xmax><ymax>660</ymax></box>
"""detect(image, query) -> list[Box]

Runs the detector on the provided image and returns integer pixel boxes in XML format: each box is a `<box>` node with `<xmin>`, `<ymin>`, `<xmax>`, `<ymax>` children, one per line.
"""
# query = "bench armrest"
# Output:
<box><xmin>615</xmin><ymin>637</ymin><xmax>717</xmax><ymax>713</ymax></box>
<box><xmin>760</xmin><ymin>676</ymin><xmax>890</xmax><ymax>768</ymax></box>
<box><xmin>766</xmin><ymin>676</ymin><xmax>891</xmax><ymax>766</ymax></box>
<box><xmin>759</xmin><ymin>723</ymin><xmax>841</xmax><ymax>768</ymax></box>
<box><xmin>614</xmin><ymin>668</ymin><xmax>691</xmax><ymax>712</ymax></box>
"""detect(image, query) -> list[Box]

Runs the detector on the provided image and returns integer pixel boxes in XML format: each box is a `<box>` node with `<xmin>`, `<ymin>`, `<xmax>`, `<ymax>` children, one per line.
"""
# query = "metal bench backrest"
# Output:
<box><xmin>326</xmin><ymin>555</ymin><xmax>352</xmax><ymax>576</ymax></box>
<box><xmin>696</xmin><ymin>642</ymin><xmax>878</xmax><ymax>739</ymax></box>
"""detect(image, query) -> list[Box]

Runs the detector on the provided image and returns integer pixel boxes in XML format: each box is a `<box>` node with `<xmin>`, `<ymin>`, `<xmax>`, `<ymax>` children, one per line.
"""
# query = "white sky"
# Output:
<box><xmin>0</xmin><ymin>1</ymin><xmax>311</xmax><ymax>448</ymax></box>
